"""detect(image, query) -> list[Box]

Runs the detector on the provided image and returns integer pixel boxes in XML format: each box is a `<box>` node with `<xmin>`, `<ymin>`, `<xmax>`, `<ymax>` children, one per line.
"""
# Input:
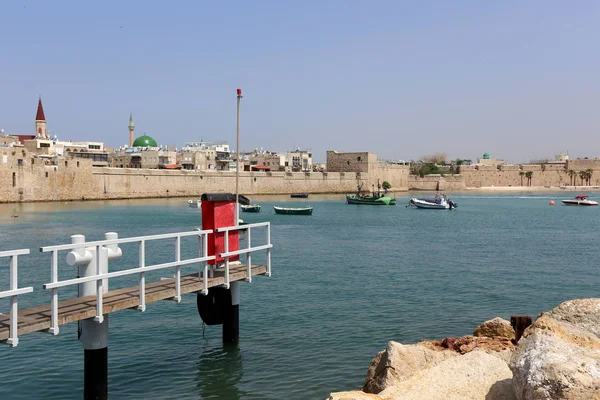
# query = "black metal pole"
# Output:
<box><xmin>84</xmin><ymin>347</ymin><xmax>108</xmax><ymax>400</ymax></box>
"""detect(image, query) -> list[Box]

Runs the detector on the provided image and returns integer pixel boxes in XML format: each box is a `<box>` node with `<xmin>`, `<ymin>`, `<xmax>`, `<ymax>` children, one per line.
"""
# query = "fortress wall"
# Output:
<box><xmin>368</xmin><ymin>163</ymin><xmax>410</xmax><ymax>191</ymax></box>
<box><xmin>408</xmin><ymin>175</ymin><xmax>466</xmax><ymax>191</ymax></box>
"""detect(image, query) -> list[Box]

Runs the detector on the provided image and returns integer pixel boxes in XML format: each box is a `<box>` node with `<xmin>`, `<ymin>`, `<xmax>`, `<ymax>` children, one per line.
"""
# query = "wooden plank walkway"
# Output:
<box><xmin>0</xmin><ymin>264</ymin><xmax>267</xmax><ymax>342</ymax></box>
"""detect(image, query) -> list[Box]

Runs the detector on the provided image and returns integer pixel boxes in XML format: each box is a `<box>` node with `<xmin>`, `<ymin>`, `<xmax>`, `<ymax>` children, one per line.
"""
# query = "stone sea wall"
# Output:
<box><xmin>0</xmin><ymin>149</ymin><xmax>412</xmax><ymax>203</ymax></box>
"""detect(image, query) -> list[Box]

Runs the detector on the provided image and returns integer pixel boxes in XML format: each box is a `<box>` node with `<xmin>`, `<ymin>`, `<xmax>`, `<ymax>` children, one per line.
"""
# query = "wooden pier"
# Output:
<box><xmin>0</xmin><ymin>264</ymin><xmax>266</xmax><ymax>342</ymax></box>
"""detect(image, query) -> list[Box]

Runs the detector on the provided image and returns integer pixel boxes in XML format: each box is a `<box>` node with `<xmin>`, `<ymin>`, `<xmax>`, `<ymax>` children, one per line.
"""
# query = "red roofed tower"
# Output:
<box><xmin>35</xmin><ymin>97</ymin><xmax>48</xmax><ymax>139</ymax></box>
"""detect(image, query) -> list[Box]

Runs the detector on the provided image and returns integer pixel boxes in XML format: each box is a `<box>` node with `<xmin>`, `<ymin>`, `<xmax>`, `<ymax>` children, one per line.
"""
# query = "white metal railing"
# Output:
<box><xmin>216</xmin><ymin>222</ymin><xmax>272</xmax><ymax>288</ymax></box>
<box><xmin>0</xmin><ymin>249</ymin><xmax>34</xmax><ymax>347</ymax></box>
<box><xmin>40</xmin><ymin>230</ymin><xmax>215</xmax><ymax>334</ymax></box>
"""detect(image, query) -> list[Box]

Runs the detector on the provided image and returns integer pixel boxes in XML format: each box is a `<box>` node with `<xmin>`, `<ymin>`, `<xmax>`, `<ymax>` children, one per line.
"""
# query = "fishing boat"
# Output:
<box><xmin>241</xmin><ymin>204</ymin><xmax>261</xmax><ymax>213</ymax></box>
<box><xmin>346</xmin><ymin>194</ymin><xmax>396</xmax><ymax>205</ymax></box>
<box><xmin>273</xmin><ymin>206</ymin><xmax>313</xmax><ymax>215</ymax></box>
<box><xmin>561</xmin><ymin>195</ymin><xmax>598</xmax><ymax>206</ymax></box>
<box><xmin>345</xmin><ymin>180</ymin><xmax>396</xmax><ymax>205</ymax></box>
<box><xmin>188</xmin><ymin>199</ymin><xmax>201</xmax><ymax>208</ymax></box>
<box><xmin>290</xmin><ymin>193</ymin><xmax>309</xmax><ymax>198</ymax></box>
<box><xmin>408</xmin><ymin>194</ymin><xmax>457</xmax><ymax>210</ymax></box>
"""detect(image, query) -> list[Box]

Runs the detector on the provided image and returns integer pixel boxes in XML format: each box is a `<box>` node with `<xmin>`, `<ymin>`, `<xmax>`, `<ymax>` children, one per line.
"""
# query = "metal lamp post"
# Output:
<box><xmin>236</xmin><ymin>88</ymin><xmax>243</xmax><ymax>225</ymax></box>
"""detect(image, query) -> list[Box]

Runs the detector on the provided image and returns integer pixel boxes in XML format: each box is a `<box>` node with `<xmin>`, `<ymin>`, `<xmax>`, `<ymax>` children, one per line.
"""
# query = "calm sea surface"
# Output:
<box><xmin>0</xmin><ymin>193</ymin><xmax>598</xmax><ymax>399</ymax></box>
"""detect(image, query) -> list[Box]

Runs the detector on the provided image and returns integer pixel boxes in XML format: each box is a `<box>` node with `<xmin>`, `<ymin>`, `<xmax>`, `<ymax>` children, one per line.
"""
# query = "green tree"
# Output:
<box><xmin>382</xmin><ymin>181</ymin><xmax>392</xmax><ymax>190</ymax></box>
<box><xmin>579</xmin><ymin>171</ymin><xmax>586</xmax><ymax>186</ymax></box>
<box><xmin>519</xmin><ymin>171</ymin><xmax>525</xmax><ymax>186</ymax></box>
<box><xmin>525</xmin><ymin>171</ymin><xmax>533</xmax><ymax>186</ymax></box>
<box><xmin>585</xmin><ymin>169</ymin><xmax>593</xmax><ymax>186</ymax></box>
<box><xmin>567</xmin><ymin>170</ymin><xmax>576</xmax><ymax>186</ymax></box>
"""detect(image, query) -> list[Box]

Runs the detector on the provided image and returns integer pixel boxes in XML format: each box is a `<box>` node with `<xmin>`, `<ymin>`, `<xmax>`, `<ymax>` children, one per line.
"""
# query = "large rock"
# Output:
<box><xmin>510</xmin><ymin>298</ymin><xmax>600</xmax><ymax>399</ymax></box>
<box><xmin>327</xmin><ymin>391</ymin><xmax>383</xmax><ymax>400</ymax></box>
<box><xmin>474</xmin><ymin>317</ymin><xmax>515</xmax><ymax>339</ymax></box>
<box><xmin>379</xmin><ymin>350</ymin><xmax>516</xmax><ymax>400</ymax></box>
<box><xmin>361</xmin><ymin>341</ymin><xmax>458</xmax><ymax>393</ymax></box>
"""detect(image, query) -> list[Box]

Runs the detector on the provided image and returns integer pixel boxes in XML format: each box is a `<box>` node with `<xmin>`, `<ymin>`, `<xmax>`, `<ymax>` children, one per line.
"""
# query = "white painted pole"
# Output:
<box><xmin>236</xmin><ymin>88</ymin><xmax>242</xmax><ymax>226</ymax></box>
<box><xmin>8</xmin><ymin>255</ymin><xmax>18</xmax><ymax>346</ymax></box>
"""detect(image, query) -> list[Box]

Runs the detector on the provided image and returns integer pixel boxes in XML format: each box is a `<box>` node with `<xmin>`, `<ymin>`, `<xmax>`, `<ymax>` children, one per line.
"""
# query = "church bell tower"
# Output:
<box><xmin>35</xmin><ymin>97</ymin><xmax>48</xmax><ymax>139</ymax></box>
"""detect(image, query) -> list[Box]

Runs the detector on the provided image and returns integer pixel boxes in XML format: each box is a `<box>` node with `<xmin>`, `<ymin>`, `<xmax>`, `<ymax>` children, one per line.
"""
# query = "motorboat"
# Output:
<box><xmin>273</xmin><ymin>206</ymin><xmax>313</xmax><ymax>215</ymax></box>
<box><xmin>188</xmin><ymin>199</ymin><xmax>201</xmax><ymax>208</ymax></box>
<box><xmin>290</xmin><ymin>193</ymin><xmax>309</xmax><ymax>198</ymax></box>
<box><xmin>241</xmin><ymin>204</ymin><xmax>261</xmax><ymax>213</ymax></box>
<box><xmin>408</xmin><ymin>194</ymin><xmax>457</xmax><ymax>210</ymax></box>
<box><xmin>561</xmin><ymin>195</ymin><xmax>598</xmax><ymax>206</ymax></box>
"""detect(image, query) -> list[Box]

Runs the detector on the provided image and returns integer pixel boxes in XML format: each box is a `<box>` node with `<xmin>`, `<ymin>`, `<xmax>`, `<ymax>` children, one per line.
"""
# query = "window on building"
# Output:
<box><xmin>12</xmin><ymin>172</ymin><xmax>16</xmax><ymax>187</ymax></box>
<box><xmin>17</xmin><ymin>159</ymin><xmax>23</xmax><ymax>166</ymax></box>
<box><xmin>45</xmin><ymin>171</ymin><xmax>49</xmax><ymax>178</ymax></box>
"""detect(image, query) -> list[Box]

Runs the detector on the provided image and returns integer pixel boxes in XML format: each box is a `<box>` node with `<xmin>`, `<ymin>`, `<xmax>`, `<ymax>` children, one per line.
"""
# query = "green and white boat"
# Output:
<box><xmin>346</xmin><ymin>180</ymin><xmax>396</xmax><ymax>205</ymax></box>
<box><xmin>345</xmin><ymin>194</ymin><xmax>396</xmax><ymax>205</ymax></box>
<box><xmin>273</xmin><ymin>206</ymin><xmax>313</xmax><ymax>215</ymax></box>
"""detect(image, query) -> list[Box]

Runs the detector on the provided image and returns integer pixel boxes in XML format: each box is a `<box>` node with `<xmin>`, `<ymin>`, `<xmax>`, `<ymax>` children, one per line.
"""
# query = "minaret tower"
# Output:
<box><xmin>128</xmin><ymin>112</ymin><xmax>135</xmax><ymax>147</ymax></box>
<box><xmin>35</xmin><ymin>97</ymin><xmax>48</xmax><ymax>139</ymax></box>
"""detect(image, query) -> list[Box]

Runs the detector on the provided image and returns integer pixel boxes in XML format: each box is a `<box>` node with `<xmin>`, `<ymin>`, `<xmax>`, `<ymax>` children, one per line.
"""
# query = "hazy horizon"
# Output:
<box><xmin>1</xmin><ymin>1</ymin><xmax>599</xmax><ymax>163</ymax></box>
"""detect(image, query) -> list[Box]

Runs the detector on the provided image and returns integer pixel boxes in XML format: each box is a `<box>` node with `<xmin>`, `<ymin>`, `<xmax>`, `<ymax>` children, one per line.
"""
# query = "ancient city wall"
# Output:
<box><xmin>408</xmin><ymin>175</ymin><xmax>466</xmax><ymax>191</ymax></box>
<box><xmin>368</xmin><ymin>163</ymin><xmax>410</xmax><ymax>192</ymax></box>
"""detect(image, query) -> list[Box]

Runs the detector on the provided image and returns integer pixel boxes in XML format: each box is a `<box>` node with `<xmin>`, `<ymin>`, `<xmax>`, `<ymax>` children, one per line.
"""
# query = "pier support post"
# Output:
<box><xmin>70</xmin><ymin>233</ymin><xmax>112</xmax><ymax>400</ymax></box>
<box><xmin>223</xmin><ymin>281</ymin><xmax>240</xmax><ymax>344</ymax></box>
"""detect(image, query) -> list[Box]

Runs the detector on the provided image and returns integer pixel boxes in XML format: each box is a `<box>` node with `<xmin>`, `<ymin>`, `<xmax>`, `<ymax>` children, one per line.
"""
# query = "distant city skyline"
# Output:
<box><xmin>1</xmin><ymin>1</ymin><xmax>599</xmax><ymax>163</ymax></box>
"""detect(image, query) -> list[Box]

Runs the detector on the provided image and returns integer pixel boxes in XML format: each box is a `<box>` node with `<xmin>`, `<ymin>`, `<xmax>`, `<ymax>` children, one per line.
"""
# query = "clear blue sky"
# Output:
<box><xmin>1</xmin><ymin>1</ymin><xmax>599</xmax><ymax>163</ymax></box>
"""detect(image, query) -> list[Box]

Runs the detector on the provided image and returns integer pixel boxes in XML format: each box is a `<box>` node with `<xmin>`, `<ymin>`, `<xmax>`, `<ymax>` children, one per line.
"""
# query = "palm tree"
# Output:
<box><xmin>567</xmin><ymin>170</ymin><xmax>576</xmax><ymax>186</ymax></box>
<box><xmin>519</xmin><ymin>171</ymin><xmax>525</xmax><ymax>186</ymax></box>
<box><xmin>579</xmin><ymin>171</ymin><xmax>586</xmax><ymax>186</ymax></box>
<box><xmin>525</xmin><ymin>171</ymin><xmax>533</xmax><ymax>186</ymax></box>
<box><xmin>585</xmin><ymin>169</ymin><xmax>593</xmax><ymax>186</ymax></box>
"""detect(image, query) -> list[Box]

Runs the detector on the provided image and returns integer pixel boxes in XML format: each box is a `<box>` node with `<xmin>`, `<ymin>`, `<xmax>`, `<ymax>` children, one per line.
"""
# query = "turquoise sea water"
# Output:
<box><xmin>0</xmin><ymin>193</ymin><xmax>598</xmax><ymax>399</ymax></box>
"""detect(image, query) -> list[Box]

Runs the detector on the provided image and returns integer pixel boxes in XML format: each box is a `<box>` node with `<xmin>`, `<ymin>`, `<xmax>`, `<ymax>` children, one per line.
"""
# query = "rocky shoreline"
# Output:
<box><xmin>328</xmin><ymin>298</ymin><xmax>600</xmax><ymax>400</ymax></box>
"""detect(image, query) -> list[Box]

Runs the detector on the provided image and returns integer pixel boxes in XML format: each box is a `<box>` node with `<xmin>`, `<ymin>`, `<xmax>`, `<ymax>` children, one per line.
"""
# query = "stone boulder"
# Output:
<box><xmin>474</xmin><ymin>317</ymin><xmax>515</xmax><ymax>339</ymax></box>
<box><xmin>510</xmin><ymin>298</ymin><xmax>600</xmax><ymax>399</ymax></box>
<box><xmin>361</xmin><ymin>341</ymin><xmax>458</xmax><ymax>393</ymax></box>
<box><xmin>379</xmin><ymin>350</ymin><xmax>516</xmax><ymax>400</ymax></box>
<box><xmin>327</xmin><ymin>391</ymin><xmax>383</xmax><ymax>400</ymax></box>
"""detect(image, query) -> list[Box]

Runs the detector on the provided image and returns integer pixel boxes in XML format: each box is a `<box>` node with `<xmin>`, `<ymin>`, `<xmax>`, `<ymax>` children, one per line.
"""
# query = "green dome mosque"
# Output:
<box><xmin>133</xmin><ymin>135</ymin><xmax>158</xmax><ymax>148</ymax></box>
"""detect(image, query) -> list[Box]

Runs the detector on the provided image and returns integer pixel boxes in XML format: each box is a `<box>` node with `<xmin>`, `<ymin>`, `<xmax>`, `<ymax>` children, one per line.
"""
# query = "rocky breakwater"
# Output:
<box><xmin>328</xmin><ymin>299</ymin><xmax>600</xmax><ymax>400</ymax></box>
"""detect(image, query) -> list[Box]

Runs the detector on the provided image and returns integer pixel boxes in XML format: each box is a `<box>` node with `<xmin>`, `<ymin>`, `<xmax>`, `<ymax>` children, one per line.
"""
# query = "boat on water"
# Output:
<box><xmin>561</xmin><ymin>195</ymin><xmax>598</xmax><ymax>206</ymax></box>
<box><xmin>188</xmin><ymin>199</ymin><xmax>201</xmax><ymax>208</ymax></box>
<box><xmin>290</xmin><ymin>193</ymin><xmax>309</xmax><ymax>198</ymax></box>
<box><xmin>241</xmin><ymin>204</ymin><xmax>261</xmax><ymax>213</ymax></box>
<box><xmin>273</xmin><ymin>206</ymin><xmax>313</xmax><ymax>215</ymax></box>
<box><xmin>346</xmin><ymin>194</ymin><xmax>396</xmax><ymax>205</ymax></box>
<box><xmin>345</xmin><ymin>180</ymin><xmax>396</xmax><ymax>205</ymax></box>
<box><xmin>408</xmin><ymin>194</ymin><xmax>457</xmax><ymax>210</ymax></box>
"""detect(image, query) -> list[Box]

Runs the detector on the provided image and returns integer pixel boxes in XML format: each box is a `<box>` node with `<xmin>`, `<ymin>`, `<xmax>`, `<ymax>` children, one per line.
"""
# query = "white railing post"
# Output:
<box><xmin>49</xmin><ymin>249</ymin><xmax>59</xmax><ymax>335</ymax></box>
<box><xmin>8</xmin><ymin>255</ymin><xmax>18</xmax><ymax>346</ymax></box>
<box><xmin>266</xmin><ymin>223</ymin><xmax>272</xmax><ymax>277</ymax></box>
<box><xmin>0</xmin><ymin>249</ymin><xmax>33</xmax><ymax>347</ymax></box>
<box><xmin>246</xmin><ymin>227</ymin><xmax>252</xmax><ymax>283</ymax></box>
<box><xmin>94</xmin><ymin>246</ymin><xmax>104</xmax><ymax>323</ymax></box>
<box><xmin>223</xmin><ymin>231</ymin><xmax>230</xmax><ymax>289</ymax></box>
<box><xmin>198</xmin><ymin>234</ymin><xmax>203</xmax><ymax>278</ymax></box>
<box><xmin>174</xmin><ymin>236</ymin><xmax>181</xmax><ymax>302</ymax></box>
<box><xmin>138</xmin><ymin>240</ymin><xmax>146</xmax><ymax>311</ymax></box>
<box><xmin>202</xmin><ymin>264</ymin><xmax>209</xmax><ymax>295</ymax></box>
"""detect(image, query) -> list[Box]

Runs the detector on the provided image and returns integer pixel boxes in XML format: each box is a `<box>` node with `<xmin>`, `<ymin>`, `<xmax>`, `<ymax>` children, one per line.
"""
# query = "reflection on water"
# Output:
<box><xmin>195</xmin><ymin>343</ymin><xmax>246</xmax><ymax>400</ymax></box>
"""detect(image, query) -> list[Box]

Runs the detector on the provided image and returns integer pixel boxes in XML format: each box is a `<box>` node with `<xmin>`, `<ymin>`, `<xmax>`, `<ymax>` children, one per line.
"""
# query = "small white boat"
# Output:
<box><xmin>188</xmin><ymin>199</ymin><xmax>201</xmax><ymax>208</ymax></box>
<box><xmin>561</xmin><ymin>195</ymin><xmax>598</xmax><ymax>206</ymax></box>
<box><xmin>409</xmin><ymin>194</ymin><xmax>457</xmax><ymax>210</ymax></box>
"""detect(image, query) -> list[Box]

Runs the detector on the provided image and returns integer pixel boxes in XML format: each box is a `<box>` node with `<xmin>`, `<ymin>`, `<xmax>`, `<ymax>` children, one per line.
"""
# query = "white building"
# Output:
<box><xmin>279</xmin><ymin>149</ymin><xmax>313</xmax><ymax>172</ymax></box>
